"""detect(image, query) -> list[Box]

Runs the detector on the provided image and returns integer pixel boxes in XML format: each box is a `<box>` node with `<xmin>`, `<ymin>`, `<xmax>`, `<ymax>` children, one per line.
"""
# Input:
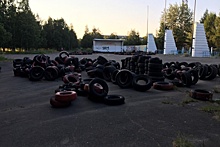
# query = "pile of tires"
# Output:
<box><xmin>162</xmin><ymin>61</ymin><xmax>219</xmax><ymax>87</ymax></box>
<box><xmin>55</xmin><ymin>76</ymin><xmax>125</xmax><ymax>106</ymax></box>
<box><xmin>13</xmin><ymin>51</ymin><xmax>93</xmax><ymax>81</ymax></box>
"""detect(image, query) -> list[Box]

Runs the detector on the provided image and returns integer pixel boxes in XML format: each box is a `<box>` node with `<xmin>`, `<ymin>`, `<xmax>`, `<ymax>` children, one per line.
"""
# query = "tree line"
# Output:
<box><xmin>0</xmin><ymin>0</ymin><xmax>220</xmax><ymax>52</ymax></box>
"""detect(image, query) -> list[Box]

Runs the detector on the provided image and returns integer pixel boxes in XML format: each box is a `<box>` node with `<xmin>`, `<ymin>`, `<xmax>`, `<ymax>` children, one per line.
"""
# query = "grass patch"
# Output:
<box><xmin>1</xmin><ymin>49</ymin><xmax>58</xmax><ymax>54</ymax></box>
<box><xmin>0</xmin><ymin>56</ymin><xmax>8</xmax><ymax>61</ymax></box>
<box><xmin>172</xmin><ymin>133</ymin><xmax>194</xmax><ymax>147</ymax></box>
<box><xmin>200</xmin><ymin>101</ymin><xmax>220</xmax><ymax>121</ymax></box>
<box><xmin>200</xmin><ymin>105</ymin><xmax>220</xmax><ymax>113</ymax></box>
<box><xmin>180</xmin><ymin>98</ymin><xmax>198</xmax><ymax>106</ymax></box>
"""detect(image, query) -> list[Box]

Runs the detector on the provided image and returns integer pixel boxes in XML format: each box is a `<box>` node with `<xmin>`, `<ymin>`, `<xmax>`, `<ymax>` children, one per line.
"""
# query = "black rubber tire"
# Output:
<box><xmin>180</xmin><ymin>71</ymin><xmax>192</xmax><ymax>87</ymax></box>
<box><xmin>59</xmin><ymin>51</ymin><xmax>69</xmax><ymax>61</ymax></box>
<box><xmin>149</xmin><ymin>57</ymin><xmax>162</xmax><ymax>64</ymax></box>
<box><xmin>104</xmin><ymin>95</ymin><xmax>125</xmax><ymax>105</ymax></box>
<box><xmin>97</xmin><ymin>56</ymin><xmax>108</xmax><ymax>65</ymax></box>
<box><xmin>204</xmin><ymin>65</ymin><xmax>218</xmax><ymax>80</ymax></box>
<box><xmin>29</xmin><ymin>66</ymin><xmax>44</xmax><ymax>81</ymax></box>
<box><xmin>132</xmin><ymin>74</ymin><xmax>152</xmax><ymax>92</ymax></box>
<box><xmin>198</xmin><ymin>64</ymin><xmax>208</xmax><ymax>80</ymax></box>
<box><xmin>187</xmin><ymin>69</ymin><xmax>199</xmax><ymax>85</ymax></box>
<box><xmin>103</xmin><ymin>65</ymin><xmax>116</xmax><ymax>82</ymax></box>
<box><xmin>44</xmin><ymin>66</ymin><xmax>59</xmax><ymax>81</ymax></box>
<box><xmin>88</xmin><ymin>78</ymin><xmax>109</xmax><ymax>102</ymax></box>
<box><xmin>116</xmin><ymin>69</ymin><xmax>135</xmax><ymax>89</ymax></box>
<box><xmin>148</xmin><ymin>71</ymin><xmax>164</xmax><ymax>77</ymax></box>
<box><xmin>111</xmin><ymin>69</ymin><xmax>119</xmax><ymax>84</ymax></box>
<box><xmin>148</xmin><ymin>63</ymin><xmax>163</xmax><ymax>70</ymax></box>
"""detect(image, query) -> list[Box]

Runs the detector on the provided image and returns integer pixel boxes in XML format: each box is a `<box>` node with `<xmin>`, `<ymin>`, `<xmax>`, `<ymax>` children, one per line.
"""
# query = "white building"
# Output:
<box><xmin>93</xmin><ymin>39</ymin><xmax>124</xmax><ymax>53</ymax></box>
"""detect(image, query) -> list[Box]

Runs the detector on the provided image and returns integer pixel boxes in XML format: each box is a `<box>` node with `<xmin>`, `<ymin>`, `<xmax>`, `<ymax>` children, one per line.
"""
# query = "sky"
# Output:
<box><xmin>29</xmin><ymin>0</ymin><xmax>220</xmax><ymax>39</ymax></box>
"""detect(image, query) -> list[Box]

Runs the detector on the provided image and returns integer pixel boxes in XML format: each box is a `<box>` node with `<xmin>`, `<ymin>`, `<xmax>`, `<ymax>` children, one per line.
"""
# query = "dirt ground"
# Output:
<box><xmin>0</xmin><ymin>53</ymin><xmax>220</xmax><ymax>147</ymax></box>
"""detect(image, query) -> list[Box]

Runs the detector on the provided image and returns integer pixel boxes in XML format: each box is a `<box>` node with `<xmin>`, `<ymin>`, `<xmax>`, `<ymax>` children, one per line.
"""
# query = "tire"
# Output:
<box><xmin>204</xmin><ymin>65</ymin><xmax>218</xmax><ymax>80</ymax></box>
<box><xmin>149</xmin><ymin>57</ymin><xmax>162</xmax><ymax>64</ymax></box>
<box><xmin>199</xmin><ymin>64</ymin><xmax>209</xmax><ymax>80</ymax></box>
<box><xmin>103</xmin><ymin>65</ymin><xmax>116</xmax><ymax>82</ymax></box>
<box><xmin>181</xmin><ymin>71</ymin><xmax>192</xmax><ymax>87</ymax></box>
<box><xmin>50</xmin><ymin>96</ymin><xmax>71</xmax><ymax>108</ymax></box>
<box><xmin>189</xmin><ymin>89</ymin><xmax>213</xmax><ymax>101</ymax></box>
<box><xmin>148</xmin><ymin>71</ymin><xmax>164</xmax><ymax>77</ymax></box>
<box><xmin>55</xmin><ymin>91</ymin><xmax>77</xmax><ymax>102</ymax></box>
<box><xmin>13</xmin><ymin>59</ymin><xmax>23</xmax><ymax>68</ymax></box>
<box><xmin>187</xmin><ymin>69</ymin><xmax>199</xmax><ymax>85</ymax></box>
<box><xmin>111</xmin><ymin>69</ymin><xmax>119</xmax><ymax>84</ymax></box>
<box><xmin>29</xmin><ymin>66</ymin><xmax>44</xmax><ymax>81</ymax></box>
<box><xmin>62</xmin><ymin>73</ymin><xmax>81</xmax><ymax>84</ymax></box>
<box><xmin>148</xmin><ymin>63</ymin><xmax>163</xmax><ymax>70</ymax></box>
<box><xmin>153</xmin><ymin>82</ymin><xmax>174</xmax><ymax>90</ymax></box>
<box><xmin>88</xmin><ymin>78</ymin><xmax>109</xmax><ymax>102</ymax></box>
<box><xmin>104</xmin><ymin>95</ymin><xmax>125</xmax><ymax>105</ymax></box>
<box><xmin>116</xmin><ymin>69</ymin><xmax>135</xmax><ymax>89</ymax></box>
<box><xmin>59</xmin><ymin>51</ymin><xmax>69</xmax><ymax>61</ymax></box>
<box><xmin>132</xmin><ymin>74</ymin><xmax>152</xmax><ymax>92</ymax></box>
<box><xmin>44</xmin><ymin>66</ymin><xmax>59</xmax><ymax>81</ymax></box>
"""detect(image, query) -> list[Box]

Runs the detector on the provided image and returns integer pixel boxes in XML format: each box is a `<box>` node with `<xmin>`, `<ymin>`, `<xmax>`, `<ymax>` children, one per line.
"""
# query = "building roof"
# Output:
<box><xmin>93</xmin><ymin>39</ymin><xmax>124</xmax><ymax>42</ymax></box>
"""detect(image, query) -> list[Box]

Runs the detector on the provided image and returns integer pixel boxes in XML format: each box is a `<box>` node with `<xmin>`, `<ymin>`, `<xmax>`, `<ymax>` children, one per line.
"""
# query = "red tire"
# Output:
<box><xmin>55</xmin><ymin>91</ymin><xmax>77</xmax><ymax>102</ymax></box>
<box><xmin>189</xmin><ymin>89</ymin><xmax>213</xmax><ymax>101</ymax></box>
<box><xmin>50</xmin><ymin>96</ymin><xmax>71</xmax><ymax>108</ymax></box>
<box><xmin>153</xmin><ymin>82</ymin><xmax>174</xmax><ymax>90</ymax></box>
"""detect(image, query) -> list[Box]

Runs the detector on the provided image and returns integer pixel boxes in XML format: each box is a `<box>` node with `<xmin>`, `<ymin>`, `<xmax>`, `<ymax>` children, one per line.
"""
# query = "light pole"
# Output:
<box><xmin>164</xmin><ymin>0</ymin><xmax>167</xmax><ymax>31</ymax></box>
<box><xmin>191</xmin><ymin>0</ymin><xmax>196</xmax><ymax>53</ymax></box>
<box><xmin>147</xmin><ymin>5</ymin><xmax>149</xmax><ymax>37</ymax></box>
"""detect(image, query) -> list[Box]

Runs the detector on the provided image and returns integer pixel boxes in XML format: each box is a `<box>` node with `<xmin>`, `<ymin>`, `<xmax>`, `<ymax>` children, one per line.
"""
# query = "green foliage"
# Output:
<box><xmin>124</xmin><ymin>29</ymin><xmax>141</xmax><ymax>45</ymax></box>
<box><xmin>156</xmin><ymin>3</ymin><xmax>193</xmax><ymax>50</ymax></box>
<box><xmin>0</xmin><ymin>55</ymin><xmax>7</xmax><ymax>61</ymax></box>
<box><xmin>172</xmin><ymin>133</ymin><xmax>194</xmax><ymax>147</ymax></box>
<box><xmin>204</xmin><ymin>12</ymin><xmax>217</xmax><ymax>48</ymax></box>
<box><xmin>80</xmin><ymin>26</ymin><xmax>103</xmax><ymax>48</ymax></box>
<box><xmin>107</xmin><ymin>33</ymin><xmax>119</xmax><ymax>39</ymax></box>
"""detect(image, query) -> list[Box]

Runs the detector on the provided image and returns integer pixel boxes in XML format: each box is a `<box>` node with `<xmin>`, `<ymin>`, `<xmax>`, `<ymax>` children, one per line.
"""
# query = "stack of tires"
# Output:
<box><xmin>147</xmin><ymin>57</ymin><xmax>164</xmax><ymax>84</ymax></box>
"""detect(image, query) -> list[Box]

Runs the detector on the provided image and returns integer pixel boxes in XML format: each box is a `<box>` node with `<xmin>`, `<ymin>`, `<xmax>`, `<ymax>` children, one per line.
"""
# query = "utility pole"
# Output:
<box><xmin>191</xmin><ymin>0</ymin><xmax>197</xmax><ymax>52</ymax></box>
<box><xmin>164</xmin><ymin>0</ymin><xmax>167</xmax><ymax>31</ymax></box>
<box><xmin>147</xmin><ymin>5</ymin><xmax>149</xmax><ymax>37</ymax></box>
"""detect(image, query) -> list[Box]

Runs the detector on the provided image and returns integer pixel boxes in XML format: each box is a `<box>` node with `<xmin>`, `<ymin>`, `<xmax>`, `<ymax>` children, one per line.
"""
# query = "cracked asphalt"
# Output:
<box><xmin>0</xmin><ymin>53</ymin><xmax>220</xmax><ymax>147</ymax></box>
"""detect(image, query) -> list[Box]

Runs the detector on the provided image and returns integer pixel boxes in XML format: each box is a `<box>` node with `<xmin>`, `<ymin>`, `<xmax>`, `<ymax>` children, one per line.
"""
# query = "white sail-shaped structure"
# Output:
<box><xmin>147</xmin><ymin>34</ymin><xmax>157</xmax><ymax>53</ymax></box>
<box><xmin>192</xmin><ymin>23</ymin><xmax>210</xmax><ymax>57</ymax></box>
<box><xmin>164</xmin><ymin>30</ymin><xmax>177</xmax><ymax>54</ymax></box>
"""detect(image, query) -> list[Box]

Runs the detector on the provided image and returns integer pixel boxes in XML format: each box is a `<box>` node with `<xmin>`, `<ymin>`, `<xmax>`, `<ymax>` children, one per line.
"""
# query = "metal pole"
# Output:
<box><xmin>164</xmin><ymin>0</ymin><xmax>167</xmax><ymax>31</ymax></box>
<box><xmin>191</xmin><ymin>0</ymin><xmax>196</xmax><ymax>52</ymax></box>
<box><xmin>147</xmin><ymin>5</ymin><xmax>149</xmax><ymax>37</ymax></box>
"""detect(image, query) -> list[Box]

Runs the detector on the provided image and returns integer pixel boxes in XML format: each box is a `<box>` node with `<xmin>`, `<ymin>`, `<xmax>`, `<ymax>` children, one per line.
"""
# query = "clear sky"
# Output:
<box><xmin>29</xmin><ymin>0</ymin><xmax>220</xmax><ymax>39</ymax></box>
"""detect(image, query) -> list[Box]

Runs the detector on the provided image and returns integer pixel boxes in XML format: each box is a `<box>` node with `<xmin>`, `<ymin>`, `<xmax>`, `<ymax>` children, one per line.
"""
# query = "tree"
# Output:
<box><xmin>203</xmin><ymin>12</ymin><xmax>217</xmax><ymax>48</ymax></box>
<box><xmin>214</xmin><ymin>14</ymin><xmax>220</xmax><ymax>48</ymax></box>
<box><xmin>91</xmin><ymin>27</ymin><xmax>103</xmax><ymax>39</ymax></box>
<box><xmin>124</xmin><ymin>29</ymin><xmax>141</xmax><ymax>45</ymax></box>
<box><xmin>15</xmin><ymin>10</ymin><xmax>41</xmax><ymax>50</ymax></box>
<box><xmin>108</xmin><ymin>33</ymin><xmax>119</xmax><ymax>39</ymax></box>
<box><xmin>200</xmin><ymin>9</ymin><xmax>209</xmax><ymax>23</ymax></box>
<box><xmin>156</xmin><ymin>3</ymin><xmax>193</xmax><ymax>50</ymax></box>
<box><xmin>0</xmin><ymin>23</ymin><xmax>12</xmax><ymax>51</ymax></box>
<box><xmin>80</xmin><ymin>26</ymin><xmax>103</xmax><ymax>48</ymax></box>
